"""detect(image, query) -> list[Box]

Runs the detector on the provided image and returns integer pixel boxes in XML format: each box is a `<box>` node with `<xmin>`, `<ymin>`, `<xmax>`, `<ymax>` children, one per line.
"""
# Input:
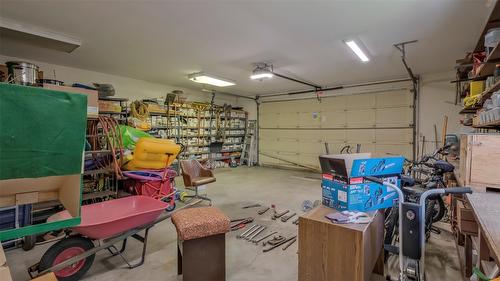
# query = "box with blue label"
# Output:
<box><xmin>319</xmin><ymin>154</ymin><xmax>404</xmax><ymax>211</ymax></box>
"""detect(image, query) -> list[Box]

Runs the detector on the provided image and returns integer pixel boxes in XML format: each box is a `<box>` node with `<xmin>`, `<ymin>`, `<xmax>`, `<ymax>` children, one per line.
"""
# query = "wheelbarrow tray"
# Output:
<box><xmin>49</xmin><ymin>196</ymin><xmax>167</xmax><ymax>239</ymax></box>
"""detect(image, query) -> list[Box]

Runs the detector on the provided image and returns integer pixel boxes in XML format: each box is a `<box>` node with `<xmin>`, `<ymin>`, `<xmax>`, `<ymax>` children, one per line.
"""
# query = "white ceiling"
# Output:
<box><xmin>0</xmin><ymin>0</ymin><xmax>494</xmax><ymax>97</ymax></box>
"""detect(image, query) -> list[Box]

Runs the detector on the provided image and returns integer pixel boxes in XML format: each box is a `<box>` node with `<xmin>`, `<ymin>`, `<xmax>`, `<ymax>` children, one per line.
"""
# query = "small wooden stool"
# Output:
<box><xmin>171</xmin><ymin>206</ymin><xmax>230</xmax><ymax>281</ymax></box>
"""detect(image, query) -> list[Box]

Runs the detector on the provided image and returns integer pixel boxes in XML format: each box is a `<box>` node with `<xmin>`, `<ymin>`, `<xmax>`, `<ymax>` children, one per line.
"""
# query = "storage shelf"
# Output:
<box><xmin>472</xmin><ymin>119</ymin><xmax>500</xmax><ymax>128</ymax></box>
<box><xmin>99</xmin><ymin>97</ymin><xmax>129</xmax><ymax>102</ymax></box>
<box><xmin>475</xmin><ymin>42</ymin><xmax>500</xmax><ymax>77</ymax></box>
<box><xmin>99</xmin><ymin>111</ymin><xmax>127</xmax><ymax>115</ymax></box>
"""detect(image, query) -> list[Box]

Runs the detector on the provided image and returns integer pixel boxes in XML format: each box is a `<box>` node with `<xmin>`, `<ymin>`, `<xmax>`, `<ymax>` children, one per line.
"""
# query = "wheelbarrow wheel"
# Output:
<box><xmin>166</xmin><ymin>201</ymin><xmax>176</xmax><ymax>212</ymax></box>
<box><xmin>38</xmin><ymin>236</ymin><xmax>95</xmax><ymax>281</ymax></box>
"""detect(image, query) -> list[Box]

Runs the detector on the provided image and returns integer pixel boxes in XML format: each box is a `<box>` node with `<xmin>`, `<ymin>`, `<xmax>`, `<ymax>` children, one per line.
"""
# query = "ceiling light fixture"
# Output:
<box><xmin>188</xmin><ymin>72</ymin><xmax>235</xmax><ymax>87</ymax></box>
<box><xmin>345</xmin><ymin>40</ymin><xmax>370</xmax><ymax>62</ymax></box>
<box><xmin>250</xmin><ymin>63</ymin><xmax>273</xmax><ymax>80</ymax></box>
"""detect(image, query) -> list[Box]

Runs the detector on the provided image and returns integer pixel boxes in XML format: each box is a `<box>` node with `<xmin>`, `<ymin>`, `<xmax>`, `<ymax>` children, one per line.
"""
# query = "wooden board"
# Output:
<box><xmin>466</xmin><ymin>192</ymin><xmax>500</xmax><ymax>266</ymax></box>
<box><xmin>459</xmin><ymin>134</ymin><xmax>500</xmax><ymax>192</ymax></box>
<box><xmin>298</xmin><ymin>205</ymin><xmax>384</xmax><ymax>281</ymax></box>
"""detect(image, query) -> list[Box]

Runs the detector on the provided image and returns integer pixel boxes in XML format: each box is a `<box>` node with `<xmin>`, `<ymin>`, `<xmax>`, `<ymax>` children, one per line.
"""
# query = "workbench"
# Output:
<box><xmin>298</xmin><ymin>205</ymin><xmax>384</xmax><ymax>281</ymax></box>
<box><xmin>463</xmin><ymin>192</ymin><xmax>500</xmax><ymax>279</ymax></box>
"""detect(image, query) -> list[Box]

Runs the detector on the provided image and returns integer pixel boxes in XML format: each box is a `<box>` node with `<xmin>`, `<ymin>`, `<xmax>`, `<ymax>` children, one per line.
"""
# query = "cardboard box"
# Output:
<box><xmin>0</xmin><ymin>65</ymin><xmax>8</xmax><ymax>82</ymax></box>
<box><xmin>43</xmin><ymin>84</ymin><xmax>99</xmax><ymax>117</ymax></box>
<box><xmin>98</xmin><ymin>100</ymin><xmax>122</xmax><ymax>113</ymax></box>
<box><xmin>0</xmin><ymin>265</ymin><xmax>12</xmax><ymax>281</ymax></box>
<box><xmin>319</xmin><ymin>154</ymin><xmax>404</xmax><ymax>212</ymax></box>
<box><xmin>31</xmin><ymin>272</ymin><xmax>58</xmax><ymax>281</ymax></box>
<box><xmin>0</xmin><ymin>245</ymin><xmax>6</xmax><ymax>266</ymax></box>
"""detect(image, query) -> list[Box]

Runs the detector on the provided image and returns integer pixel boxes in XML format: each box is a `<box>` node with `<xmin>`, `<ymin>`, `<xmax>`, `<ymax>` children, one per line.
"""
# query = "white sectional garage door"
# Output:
<box><xmin>259</xmin><ymin>88</ymin><xmax>414</xmax><ymax>169</ymax></box>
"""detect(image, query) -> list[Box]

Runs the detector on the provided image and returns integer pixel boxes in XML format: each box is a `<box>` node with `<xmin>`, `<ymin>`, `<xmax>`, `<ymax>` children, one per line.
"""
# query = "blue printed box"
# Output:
<box><xmin>319</xmin><ymin>154</ymin><xmax>404</xmax><ymax>212</ymax></box>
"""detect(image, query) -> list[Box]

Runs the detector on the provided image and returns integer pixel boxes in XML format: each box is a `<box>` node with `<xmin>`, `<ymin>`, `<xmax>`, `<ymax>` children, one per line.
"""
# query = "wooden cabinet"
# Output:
<box><xmin>298</xmin><ymin>206</ymin><xmax>384</xmax><ymax>281</ymax></box>
<box><xmin>459</xmin><ymin>134</ymin><xmax>500</xmax><ymax>192</ymax></box>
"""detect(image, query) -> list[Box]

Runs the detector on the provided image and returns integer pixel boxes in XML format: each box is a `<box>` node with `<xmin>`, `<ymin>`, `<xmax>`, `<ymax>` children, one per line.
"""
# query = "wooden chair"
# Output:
<box><xmin>179</xmin><ymin>159</ymin><xmax>216</xmax><ymax>205</ymax></box>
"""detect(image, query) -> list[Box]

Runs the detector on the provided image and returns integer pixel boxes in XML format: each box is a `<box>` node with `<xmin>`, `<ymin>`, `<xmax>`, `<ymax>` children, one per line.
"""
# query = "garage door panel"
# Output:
<box><xmin>376</xmin><ymin>107</ymin><xmax>412</xmax><ymax>127</ymax></box>
<box><xmin>346</xmin><ymin>129</ymin><xmax>375</xmax><ymax>144</ymax></box>
<box><xmin>277</xmin><ymin>112</ymin><xmax>299</xmax><ymax>128</ymax></box>
<box><xmin>299</xmin><ymin>112</ymin><xmax>321</xmax><ymax>128</ymax></box>
<box><xmin>299</xmin><ymin>139</ymin><xmax>323</xmax><ymax>154</ymax></box>
<box><xmin>375</xmin><ymin>144</ymin><xmax>412</xmax><ymax>158</ymax></box>
<box><xmin>321</xmin><ymin>111</ymin><xmax>346</xmax><ymax>127</ymax></box>
<box><xmin>346</xmin><ymin>109</ymin><xmax>375</xmax><ymax>127</ymax></box>
<box><xmin>276</xmin><ymin>151</ymin><xmax>299</xmax><ymax>166</ymax></box>
<box><xmin>320</xmin><ymin>95</ymin><xmax>346</xmax><ymax>110</ymax></box>
<box><xmin>299</xmin><ymin>153</ymin><xmax>321</xmax><ymax>168</ymax></box>
<box><xmin>346</xmin><ymin>94</ymin><xmax>375</xmax><ymax>109</ymax></box>
<box><xmin>259</xmin><ymin>151</ymin><xmax>280</xmax><ymax>165</ymax></box>
<box><xmin>323</xmin><ymin>130</ymin><xmax>346</xmax><ymax>142</ymax></box>
<box><xmin>376</xmin><ymin>129</ymin><xmax>412</xmax><ymax>143</ymax></box>
<box><xmin>264</xmin><ymin>102</ymin><xmax>295</xmax><ymax>113</ymax></box>
<box><xmin>259</xmin><ymin>87</ymin><xmax>414</xmax><ymax>168</ymax></box>
<box><xmin>297</xmin><ymin>99</ymin><xmax>321</xmax><ymax>112</ymax></box>
<box><xmin>376</xmin><ymin>90</ymin><xmax>412</xmax><ymax>107</ymax></box>
<box><xmin>260</xmin><ymin>113</ymin><xmax>279</xmax><ymax>128</ymax></box>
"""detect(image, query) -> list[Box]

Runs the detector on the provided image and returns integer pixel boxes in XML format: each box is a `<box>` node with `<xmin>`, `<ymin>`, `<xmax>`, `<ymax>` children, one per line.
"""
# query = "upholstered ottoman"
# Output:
<box><xmin>171</xmin><ymin>206</ymin><xmax>230</xmax><ymax>281</ymax></box>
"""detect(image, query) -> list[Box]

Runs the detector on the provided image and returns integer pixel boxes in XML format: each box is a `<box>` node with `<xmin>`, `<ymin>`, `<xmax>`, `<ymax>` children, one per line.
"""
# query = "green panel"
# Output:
<box><xmin>0</xmin><ymin>83</ymin><xmax>87</xmax><ymax>180</ymax></box>
<box><xmin>0</xmin><ymin>217</ymin><xmax>81</xmax><ymax>241</ymax></box>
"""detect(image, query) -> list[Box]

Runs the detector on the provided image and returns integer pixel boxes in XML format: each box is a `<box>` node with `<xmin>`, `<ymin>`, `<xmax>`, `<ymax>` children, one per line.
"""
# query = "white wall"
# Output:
<box><xmin>0</xmin><ymin>55</ymin><xmax>256</xmax><ymax>115</ymax></box>
<box><xmin>417</xmin><ymin>71</ymin><xmax>467</xmax><ymax>154</ymax></box>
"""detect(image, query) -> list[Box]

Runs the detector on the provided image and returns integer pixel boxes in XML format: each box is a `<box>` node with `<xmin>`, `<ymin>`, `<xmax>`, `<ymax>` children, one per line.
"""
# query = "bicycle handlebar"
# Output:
<box><xmin>442</xmin><ymin>187</ymin><xmax>472</xmax><ymax>195</ymax></box>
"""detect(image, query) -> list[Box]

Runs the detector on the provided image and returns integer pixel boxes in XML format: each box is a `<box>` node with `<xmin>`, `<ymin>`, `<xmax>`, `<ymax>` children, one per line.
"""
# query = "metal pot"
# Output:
<box><xmin>6</xmin><ymin>61</ymin><xmax>40</xmax><ymax>86</ymax></box>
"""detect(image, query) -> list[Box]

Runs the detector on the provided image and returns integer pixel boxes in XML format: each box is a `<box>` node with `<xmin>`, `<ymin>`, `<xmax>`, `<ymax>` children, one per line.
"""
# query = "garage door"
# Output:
<box><xmin>259</xmin><ymin>88</ymin><xmax>414</xmax><ymax>170</ymax></box>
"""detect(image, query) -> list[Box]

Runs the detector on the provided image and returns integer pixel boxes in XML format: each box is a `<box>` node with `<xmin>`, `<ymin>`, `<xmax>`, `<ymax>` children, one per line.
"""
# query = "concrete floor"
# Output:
<box><xmin>6</xmin><ymin>166</ymin><xmax>462</xmax><ymax>281</ymax></box>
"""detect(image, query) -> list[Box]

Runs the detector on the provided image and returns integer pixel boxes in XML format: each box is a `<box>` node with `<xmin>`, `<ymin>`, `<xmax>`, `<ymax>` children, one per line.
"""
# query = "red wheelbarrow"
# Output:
<box><xmin>28</xmin><ymin>196</ymin><xmax>199</xmax><ymax>281</ymax></box>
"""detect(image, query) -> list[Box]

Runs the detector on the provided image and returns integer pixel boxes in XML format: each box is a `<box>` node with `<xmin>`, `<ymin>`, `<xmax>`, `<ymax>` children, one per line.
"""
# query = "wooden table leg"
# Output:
<box><xmin>479</xmin><ymin>229</ymin><xmax>490</xmax><ymax>272</ymax></box>
<box><xmin>372</xmin><ymin>248</ymin><xmax>385</xmax><ymax>276</ymax></box>
<box><xmin>465</xmin><ymin>234</ymin><xmax>472</xmax><ymax>277</ymax></box>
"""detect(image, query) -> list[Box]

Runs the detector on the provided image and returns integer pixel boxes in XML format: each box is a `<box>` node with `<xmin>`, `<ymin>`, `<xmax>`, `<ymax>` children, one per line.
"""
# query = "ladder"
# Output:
<box><xmin>241</xmin><ymin>120</ymin><xmax>257</xmax><ymax>166</ymax></box>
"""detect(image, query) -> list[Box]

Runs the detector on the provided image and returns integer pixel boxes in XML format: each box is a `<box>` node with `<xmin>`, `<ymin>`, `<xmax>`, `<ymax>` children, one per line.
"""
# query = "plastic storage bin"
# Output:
<box><xmin>485</xmin><ymin>28</ymin><xmax>500</xmax><ymax>48</ymax></box>
<box><xmin>470</xmin><ymin>81</ymin><xmax>485</xmax><ymax>96</ymax></box>
<box><xmin>491</xmin><ymin>93</ymin><xmax>500</xmax><ymax>107</ymax></box>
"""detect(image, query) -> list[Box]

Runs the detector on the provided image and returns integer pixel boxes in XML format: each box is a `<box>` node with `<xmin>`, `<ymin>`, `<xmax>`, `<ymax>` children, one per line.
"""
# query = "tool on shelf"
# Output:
<box><xmin>263</xmin><ymin>235</ymin><xmax>297</xmax><ymax>252</ymax></box>
<box><xmin>280</xmin><ymin>212</ymin><xmax>296</xmax><ymax>222</ymax></box>
<box><xmin>257</xmin><ymin>207</ymin><xmax>270</xmax><ymax>215</ymax></box>
<box><xmin>282</xmin><ymin>237</ymin><xmax>296</xmax><ymax>251</ymax></box>
<box><xmin>263</xmin><ymin>235</ymin><xmax>285</xmax><ymax>246</ymax></box>
<box><xmin>272</xmin><ymin>209</ymin><xmax>289</xmax><ymax>220</ymax></box>
<box><xmin>292</xmin><ymin>218</ymin><xmax>299</xmax><ymax>225</ymax></box>
<box><xmin>252</xmin><ymin>231</ymin><xmax>278</xmax><ymax>244</ymax></box>
<box><xmin>242</xmin><ymin>203</ymin><xmax>261</xmax><ymax>209</ymax></box>
<box><xmin>246</xmin><ymin>226</ymin><xmax>267</xmax><ymax>241</ymax></box>
<box><xmin>236</xmin><ymin>225</ymin><xmax>258</xmax><ymax>239</ymax></box>
<box><xmin>240</xmin><ymin>224</ymin><xmax>262</xmax><ymax>240</ymax></box>
<box><xmin>230</xmin><ymin>217</ymin><xmax>254</xmax><ymax>231</ymax></box>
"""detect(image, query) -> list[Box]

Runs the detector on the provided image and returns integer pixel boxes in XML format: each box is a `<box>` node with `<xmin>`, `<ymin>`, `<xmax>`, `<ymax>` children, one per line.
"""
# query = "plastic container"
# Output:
<box><xmin>485</xmin><ymin>28</ymin><xmax>500</xmax><ymax>48</ymax></box>
<box><xmin>491</xmin><ymin>93</ymin><xmax>500</xmax><ymax>107</ymax></box>
<box><xmin>470</xmin><ymin>80</ymin><xmax>485</xmax><ymax>96</ymax></box>
<box><xmin>489</xmin><ymin>107</ymin><xmax>500</xmax><ymax>122</ymax></box>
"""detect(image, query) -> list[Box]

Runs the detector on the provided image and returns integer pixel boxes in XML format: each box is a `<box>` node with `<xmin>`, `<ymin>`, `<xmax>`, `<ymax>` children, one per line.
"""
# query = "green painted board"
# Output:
<box><xmin>0</xmin><ymin>217</ymin><xmax>81</xmax><ymax>241</ymax></box>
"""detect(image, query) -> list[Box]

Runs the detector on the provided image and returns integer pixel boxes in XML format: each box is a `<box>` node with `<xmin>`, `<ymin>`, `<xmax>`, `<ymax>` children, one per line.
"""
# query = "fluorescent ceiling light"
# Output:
<box><xmin>250</xmin><ymin>72</ymin><xmax>273</xmax><ymax>80</ymax></box>
<box><xmin>345</xmin><ymin>40</ymin><xmax>370</xmax><ymax>62</ymax></box>
<box><xmin>0</xmin><ymin>17</ymin><xmax>81</xmax><ymax>53</ymax></box>
<box><xmin>188</xmin><ymin>72</ymin><xmax>235</xmax><ymax>87</ymax></box>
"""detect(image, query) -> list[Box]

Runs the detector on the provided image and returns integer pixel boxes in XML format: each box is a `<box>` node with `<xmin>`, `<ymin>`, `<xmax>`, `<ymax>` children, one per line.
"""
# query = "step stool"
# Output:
<box><xmin>171</xmin><ymin>206</ymin><xmax>230</xmax><ymax>281</ymax></box>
